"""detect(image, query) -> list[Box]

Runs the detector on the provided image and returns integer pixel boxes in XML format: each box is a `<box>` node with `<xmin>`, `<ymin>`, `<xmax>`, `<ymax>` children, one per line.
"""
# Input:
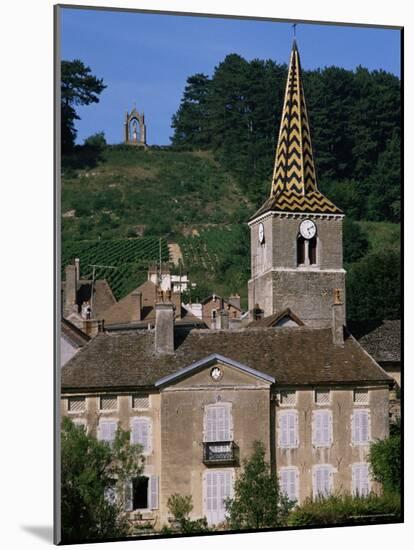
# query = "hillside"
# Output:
<box><xmin>61</xmin><ymin>145</ymin><xmax>400</xmax><ymax>313</ymax></box>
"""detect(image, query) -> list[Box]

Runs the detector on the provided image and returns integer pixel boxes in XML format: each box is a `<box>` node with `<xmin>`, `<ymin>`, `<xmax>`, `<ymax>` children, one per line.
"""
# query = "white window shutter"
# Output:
<box><xmin>149</xmin><ymin>475</ymin><xmax>159</xmax><ymax>509</ymax></box>
<box><xmin>205</xmin><ymin>406</ymin><xmax>231</xmax><ymax>442</ymax></box>
<box><xmin>132</xmin><ymin>418</ymin><xmax>151</xmax><ymax>453</ymax></box>
<box><xmin>280</xmin><ymin>413</ymin><xmax>288</xmax><ymax>447</ymax></box>
<box><xmin>288</xmin><ymin>413</ymin><xmax>295</xmax><ymax>446</ymax></box>
<box><xmin>99</xmin><ymin>421</ymin><xmax>117</xmax><ymax>443</ymax></box>
<box><xmin>124</xmin><ymin>480</ymin><xmax>133</xmax><ymax>511</ymax></box>
<box><xmin>361</xmin><ymin>412</ymin><xmax>369</xmax><ymax>443</ymax></box>
<box><xmin>314</xmin><ymin>412</ymin><xmax>322</xmax><ymax>445</ymax></box>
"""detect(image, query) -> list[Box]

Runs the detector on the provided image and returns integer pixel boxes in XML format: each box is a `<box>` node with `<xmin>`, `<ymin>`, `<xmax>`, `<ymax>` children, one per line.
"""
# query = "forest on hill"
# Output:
<box><xmin>61</xmin><ymin>54</ymin><xmax>401</xmax><ymax>322</ymax></box>
<box><xmin>171</xmin><ymin>54</ymin><xmax>401</xmax><ymax>223</ymax></box>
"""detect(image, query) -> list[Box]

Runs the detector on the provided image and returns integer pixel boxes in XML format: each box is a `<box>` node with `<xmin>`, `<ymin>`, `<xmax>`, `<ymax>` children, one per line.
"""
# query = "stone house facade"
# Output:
<box><xmin>61</xmin><ymin>318</ymin><xmax>391</xmax><ymax>528</ymax></box>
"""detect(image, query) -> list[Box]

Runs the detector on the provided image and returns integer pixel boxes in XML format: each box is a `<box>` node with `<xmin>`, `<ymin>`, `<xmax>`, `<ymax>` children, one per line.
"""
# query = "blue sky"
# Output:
<box><xmin>60</xmin><ymin>8</ymin><xmax>401</xmax><ymax>145</ymax></box>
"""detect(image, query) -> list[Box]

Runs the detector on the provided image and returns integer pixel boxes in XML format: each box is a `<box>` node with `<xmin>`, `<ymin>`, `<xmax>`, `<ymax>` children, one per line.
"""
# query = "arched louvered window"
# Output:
<box><xmin>297</xmin><ymin>236</ymin><xmax>306</xmax><ymax>265</ymax></box>
<box><xmin>309</xmin><ymin>236</ymin><xmax>317</xmax><ymax>264</ymax></box>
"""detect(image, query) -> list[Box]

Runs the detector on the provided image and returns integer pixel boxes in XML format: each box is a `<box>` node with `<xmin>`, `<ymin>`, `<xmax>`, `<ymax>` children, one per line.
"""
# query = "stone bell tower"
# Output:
<box><xmin>248</xmin><ymin>40</ymin><xmax>346</xmax><ymax>327</ymax></box>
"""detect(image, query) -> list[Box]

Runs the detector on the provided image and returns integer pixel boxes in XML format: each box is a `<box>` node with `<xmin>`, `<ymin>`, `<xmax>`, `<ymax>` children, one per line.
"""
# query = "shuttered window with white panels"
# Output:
<box><xmin>280</xmin><ymin>468</ymin><xmax>298</xmax><ymax>502</ymax></box>
<box><xmin>100</xmin><ymin>395</ymin><xmax>118</xmax><ymax>411</ymax></box>
<box><xmin>352</xmin><ymin>463</ymin><xmax>370</xmax><ymax>496</ymax></box>
<box><xmin>279</xmin><ymin>410</ymin><xmax>299</xmax><ymax>448</ymax></box>
<box><xmin>204</xmin><ymin>470</ymin><xmax>233</xmax><ymax>526</ymax></box>
<box><xmin>313</xmin><ymin>465</ymin><xmax>333</xmax><ymax>497</ymax></box>
<box><xmin>131</xmin><ymin>417</ymin><xmax>152</xmax><ymax>455</ymax></box>
<box><xmin>352</xmin><ymin>410</ymin><xmax>370</xmax><ymax>445</ymax></box>
<box><xmin>98</xmin><ymin>420</ymin><xmax>117</xmax><ymax>443</ymax></box>
<box><xmin>204</xmin><ymin>404</ymin><xmax>233</xmax><ymax>455</ymax></box>
<box><xmin>312</xmin><ymin>410</ymin><xmax>333</xmax><ymax>447</ymax></box>
<box><xmin>68</xmin><ymin>397</ymin><xmax>86</xmax><ymax>412</ymax></box>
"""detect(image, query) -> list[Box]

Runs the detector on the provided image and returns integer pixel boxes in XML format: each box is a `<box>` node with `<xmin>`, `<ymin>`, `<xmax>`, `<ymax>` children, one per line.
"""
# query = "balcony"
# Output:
<box><xmin>202</xmin><ymin>441</ymin><xmax>239</xmax><ymax>466</ymax></box>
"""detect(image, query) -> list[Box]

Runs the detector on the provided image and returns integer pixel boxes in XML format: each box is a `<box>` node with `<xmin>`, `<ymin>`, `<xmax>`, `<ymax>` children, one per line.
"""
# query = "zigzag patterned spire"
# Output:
<box><xmin>271</xmin><ymin>40</ymin><xmax>317</xmax><ymax>196</ymax></box>
<box><xmin>251</xmin><ymin>41</ymin><xmax>342</xmax><ymax>219</ymax></box>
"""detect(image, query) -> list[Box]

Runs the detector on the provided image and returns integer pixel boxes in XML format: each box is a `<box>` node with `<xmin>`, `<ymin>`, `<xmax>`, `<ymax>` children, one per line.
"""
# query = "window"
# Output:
<box><xmin>297</xmin><ymin>236</ymin><xmax>306</xmax><ymax>265</ymax></box>
<box><xmin>204</xmin><ymin>404</ymin><xmax>233</xmax><ymax>455</ymax></box>
<box><xmin>68</xmin><ymin>396</ymin><xmax>86</xmax><ymax>412</ymax></box>
<box><xmin>132</xmin><ymin>395</ymin><xmax>150</xmax><ymax>410</ymax></box>
<box><xmin>352</xmin><ymin>410</ymin><xmax>370</xmax><ymax>445</ymax></box>
<box><xmin>315</xmin><ymin>389</ymin><xmax>330</xmax><ymax>405</ymax></box>
<box><xmin>312</xmin><ymin>410</ymin><xmax>332</xmax><ymax>447</ymax></box>
<box><xmin>280</xmin><ymin>390</ymin><xmax>296</xmax><ymax>406</ymax></box>
<box><xmin>131</xmin><ymin>417</ymin><xmax>152</xmax><ymax>454</ymax></box>
<box><xmin>352</xmin><ymin>463</ymin><xmax>370</xmax><ymax>497</ymax></box>
<box><xmin>104</xmin><ymin>484</ymin><xmax>117</xmax><ymax>505</ymax></box>
<box><xmin>124</xmin><ymin>475</ymin><xmax>159</xmax><ymax>511</ymax></box>
<box><xmin>97</xmin><ymin>420</ymin><xmax>117</xmax><ymax>444</ymax></box>
<box><xmin>100</xmin><ymin>395</ymin><xmax>118</xmax><ymax>411</ymax></box>
<box><xmin>204</xmin><ymin>405</ymin><xmax>232</xmax><ymax>442</ymax></box>
<box><xmin>204</xmin><ymin>470</ymin><xmax>233</xmax><ymax>525</ymax></box>
<box><xmin>313</xmin><ymin>465</ymin><xmax>333</xmax><ymax>497</ymax></box>
<box><xmin>354</xmin><ymin>389</ymin><xmax>369</xmax><ymax>404</ymax></box>
<box><xmin>297</xmin><ymin>235</ymin><xmax>318</xmax><ymax>266</ymax></box>
<box><xmin>309</xmin><ymin>236</ymin><xmax>317</xmax><ymax>265</ymax></box>
<box><xmin>280</xmin><ymin>468</ymin><xmax>298</xmax><ymax>502</ymax></box>
<box><xmin>279</xmin><ymin>410</ymin><xmax>298</xmax><ymax>448</ymax></box>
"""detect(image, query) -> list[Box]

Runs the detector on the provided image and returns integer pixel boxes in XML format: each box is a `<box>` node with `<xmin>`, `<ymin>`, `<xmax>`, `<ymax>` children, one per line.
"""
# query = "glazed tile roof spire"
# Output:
<box><xmin>252</xmin><ymin>40</ymin><xmax>342</xmax><ymax>218</ymax></box>
<box><xmin>271</xmin><ymin>39</ymin><xmax>317</xmax><ymax>196</ymax></box>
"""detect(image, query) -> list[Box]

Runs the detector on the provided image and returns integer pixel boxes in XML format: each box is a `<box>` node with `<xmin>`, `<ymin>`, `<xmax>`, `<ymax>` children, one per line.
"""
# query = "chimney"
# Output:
<box><xmin>332</xmin><ymin>288</ymin><xmax>345</xmax><ymax>346</ymax></box>
<box><xmin>229</xmin><ymin>293</ymin><xmax>241</xmax><ymax>311</ymax></box>
<box><xmin>155</xmin><ymin>293</ymin><xmax>175</xmax><ymax>354</ymax></box>
<box><xmin>64</xmin><ymin>263</ymin><xmax>77</xmax><ymax>316</ymax></box>
<box><xmin>218</xmin><ymin>308</ymin><xmax>229</xmax><ymax>330</ymax></box>
<box><xmin>172</xmin><ymin>291</ymin><xmax>182</xmax><ymax>319</ymax></box>
<box><xmin>131</xmin><ymin>291</ymin><xmax>142</xmax><ymax>322</ymax></box>
<box><xmin>74</xmin><ymin>258</ymin><xmax>80</xmax><ymax>285</ymax></box>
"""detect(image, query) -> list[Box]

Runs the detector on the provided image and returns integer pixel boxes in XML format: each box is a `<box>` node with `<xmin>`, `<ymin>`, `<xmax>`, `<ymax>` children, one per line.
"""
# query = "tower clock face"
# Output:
<box><xmin>258</xmin><ymin>223</ymin><xmax>265</xmax><ymax>244</ymax></box>
<box><xmin>299</xmin><ymin>219</ymin><xmax>317</xmax><ymax>240</ymax></box>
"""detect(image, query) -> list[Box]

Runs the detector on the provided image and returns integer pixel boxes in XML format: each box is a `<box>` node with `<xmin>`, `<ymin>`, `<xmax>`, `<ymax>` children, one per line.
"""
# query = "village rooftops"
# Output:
<box><xmin>61</xmin><ymin>326</ymin><xmax>392</xmax><ymax>392</ymax></box>
<box><xmin>358</xmin><ymin>320</ymin><xmax>401</xmax><ymax>364</ymax></box>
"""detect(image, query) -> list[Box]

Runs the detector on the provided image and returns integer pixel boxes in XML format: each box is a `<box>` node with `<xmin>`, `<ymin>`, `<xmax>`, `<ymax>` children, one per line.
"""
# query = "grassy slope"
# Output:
<box><xmin>62</xmin><ymin>146</ymin><xmax>400</xmax><ymax>309</ymax></box>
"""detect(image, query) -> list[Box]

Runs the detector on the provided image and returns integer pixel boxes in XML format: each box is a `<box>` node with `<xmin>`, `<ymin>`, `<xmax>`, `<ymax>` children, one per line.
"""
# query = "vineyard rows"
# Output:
<box><xmin>62</xmin><ymin>237</ymin><xmax>170</xmax><ymax>299</ymax></box>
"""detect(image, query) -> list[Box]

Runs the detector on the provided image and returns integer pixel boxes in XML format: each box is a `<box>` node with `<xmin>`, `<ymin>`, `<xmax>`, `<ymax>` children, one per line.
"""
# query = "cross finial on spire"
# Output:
<box><xmin>292</xmin><ymin>23</ymin><xmax>297</xmax><ymax>37</ymax></box>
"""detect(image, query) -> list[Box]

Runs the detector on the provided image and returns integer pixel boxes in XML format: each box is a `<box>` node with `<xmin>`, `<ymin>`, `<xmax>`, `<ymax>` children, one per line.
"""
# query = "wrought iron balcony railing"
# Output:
<box><xmin>202</xmin><ymin>441</ymin><xmax>239</xmax><ymax>466</ymax></box>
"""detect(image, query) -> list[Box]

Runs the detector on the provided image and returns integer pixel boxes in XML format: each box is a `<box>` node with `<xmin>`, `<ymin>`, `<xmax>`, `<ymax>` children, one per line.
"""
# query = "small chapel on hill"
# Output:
<box><xmin>61</xmin><ymin>41</ymin><xmax>393</xmax><ymax>529</ymax></box>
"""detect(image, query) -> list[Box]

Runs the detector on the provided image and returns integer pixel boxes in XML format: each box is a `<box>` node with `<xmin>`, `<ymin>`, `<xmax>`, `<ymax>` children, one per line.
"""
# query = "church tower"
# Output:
<box><xmin>248</xmin><ymin>40</ymin><xmax>345</xmax><ymax>327</ymax></box>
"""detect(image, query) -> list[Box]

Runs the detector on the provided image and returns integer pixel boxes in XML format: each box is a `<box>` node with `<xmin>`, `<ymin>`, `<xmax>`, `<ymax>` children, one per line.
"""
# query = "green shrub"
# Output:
<box><xmin>369</xmin><ymin>434</ymin><xmax>401</xmax><ymax>493</ymax></box>
<box><xmin>288</xmin><ymin>493</ymin><xmax>401</xmax><ymax>527</ymax></box>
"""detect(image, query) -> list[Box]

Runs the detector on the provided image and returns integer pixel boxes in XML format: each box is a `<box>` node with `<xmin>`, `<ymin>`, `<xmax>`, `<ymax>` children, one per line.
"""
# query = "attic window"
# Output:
<box><xmin>100</xmin><ymin>395</ymin><xmax>118</xmax><ymax>411</ymax></box>
<box><xmin>132</xmin><ymin>395</ymin><xmax>150</xmax><ymax>410</ymax></box>
<box><xmin>353</xmin><ymin>389</ymin><xmax>369</xmax><ymax>404</ymax></box>
<box><xmin>68</xmin><ymin>397</ymin><xmax>86</xmax><ymax>412</ymax></box>
<box><xmin>280</xmin><ymin>390</ymin><xmax>296</xmax><ymax>406</ymax></box>
<box><xmin>315</xmin><ymin>389</ymin><xmax>330</xmax><ymax>405</ymax></box>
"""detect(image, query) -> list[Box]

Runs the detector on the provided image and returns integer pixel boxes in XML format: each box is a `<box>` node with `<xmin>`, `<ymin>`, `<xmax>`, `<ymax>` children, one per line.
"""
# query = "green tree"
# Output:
<box><xmin>163</xmin><ymin>494</ymin><xmax>210</xmax><ymax>534</ymax></box>
<box><xmin>61</xmin><ymin>59</ymin><xmax>106</xmax><ymax>152</ymax></box>
<box><xmin>369</xmin><ymin>432</ymin><xmax>401</xmax><ymax>493</ymax></box>
<box><xmin>61</xmin><ymin>417</ymin><xmax>144</xmax><ymax>543</ymax></box>
<box><xmin>84</xmin><ymin>131</ymin><xmax>107</xmax><ymax>150</ymax></box>
<box><xmin>343</xmin><ymin>217</ymin><xmax>369</xmax><ymax>264</ymax></box>
<box><xmin>346</xmin><ymin>248</ymin><xmax>401</xmax><ymax>322</ymax></box>
<box><xmin>225</xmin><ymin>441</ymin><xmax>293</xmax><ymax>529</ymax></box>
<box><xmin>171</xmin><ymin>73</ymin><xmax>211</xmax><ymax>149</ymax></box>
